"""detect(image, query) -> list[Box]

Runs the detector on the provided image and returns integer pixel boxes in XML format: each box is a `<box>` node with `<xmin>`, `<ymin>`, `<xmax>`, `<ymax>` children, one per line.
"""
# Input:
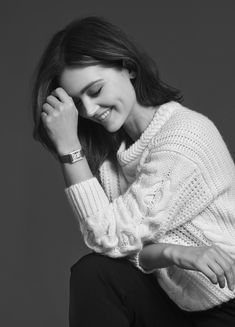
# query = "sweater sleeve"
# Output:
<box><xmin>64</xmin><ymin>147</ymin><xmax>214</xmax><ymax>258</ymax></box>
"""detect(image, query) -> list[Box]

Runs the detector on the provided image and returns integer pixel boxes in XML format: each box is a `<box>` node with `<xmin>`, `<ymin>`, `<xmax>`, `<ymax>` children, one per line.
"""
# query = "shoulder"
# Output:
<box><xmin>159</xmin><ymin>102</ymin><xmax>220</xmax><ymax>141</ymax></box>
<box><xmin>136</xmin><ymin>103</ymin><xmax>234</xmax><ymax>196</ymax></box>
<box><xmin>149</xmin><ymin>103</ymin><xmax>226</xmax><ymax>157</ymax></box>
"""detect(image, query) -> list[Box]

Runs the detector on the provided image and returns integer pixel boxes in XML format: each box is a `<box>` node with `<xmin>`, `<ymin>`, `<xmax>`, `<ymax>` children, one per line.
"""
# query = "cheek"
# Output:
<box><xmin>104</xmin><ymin>77</ymin><xmax>136</xmax><ymax>107</ymax></box>
<box><xmin>123</xmin><ymin>84</ymin><xmax>136</xmax><ymax>107</ymax></box>
<box><xmin>116</xmin><ymin>80</ymin><xmax>136</xmax><ymax>103</ymax></box>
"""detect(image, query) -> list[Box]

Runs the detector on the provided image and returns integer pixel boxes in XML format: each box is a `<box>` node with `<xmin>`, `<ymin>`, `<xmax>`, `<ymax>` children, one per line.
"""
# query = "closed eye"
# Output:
<box><xmin>88</xmin><ymin>88</ymin><xmax>102</xmax><ymax>97</ymax></box>
<box><xmin>73</xmin><ymin>87</ymin><xmax>102</xmax><ymax>109</ymax></box>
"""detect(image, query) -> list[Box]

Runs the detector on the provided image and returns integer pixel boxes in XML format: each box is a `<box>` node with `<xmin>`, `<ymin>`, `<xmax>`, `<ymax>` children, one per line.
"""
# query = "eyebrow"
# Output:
<box><xmin>79</xmin><ymin>79</ymin><xmax>103</xmax><ymax>95</ymax></box>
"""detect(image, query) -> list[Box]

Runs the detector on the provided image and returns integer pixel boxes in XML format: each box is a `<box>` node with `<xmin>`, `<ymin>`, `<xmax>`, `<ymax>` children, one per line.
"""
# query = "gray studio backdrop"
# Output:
<box><xmin>1</xmin><ymin>1</ymin><xmax>235</xmax><ymax>326</ymax></box>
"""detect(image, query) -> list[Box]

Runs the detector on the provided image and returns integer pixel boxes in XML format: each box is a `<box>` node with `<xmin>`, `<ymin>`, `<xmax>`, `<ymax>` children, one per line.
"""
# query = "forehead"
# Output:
<box><xmin>60</xmin><ymin>65</ymin><xmax>112</xmax><ymax>96</ymax></box>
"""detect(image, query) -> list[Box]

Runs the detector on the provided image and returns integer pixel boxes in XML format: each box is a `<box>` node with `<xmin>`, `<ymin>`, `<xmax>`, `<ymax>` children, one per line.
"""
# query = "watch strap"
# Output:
<box><xmin>58</xmin><ymin>148</ymin><xmax>85</xmax><ymax>164</ymax></box>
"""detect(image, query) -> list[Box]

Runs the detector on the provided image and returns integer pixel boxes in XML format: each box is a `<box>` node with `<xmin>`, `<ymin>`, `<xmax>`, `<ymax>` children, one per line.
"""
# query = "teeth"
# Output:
<box><xmin>99</xmin><ymin>109</ymin><xmax>111</xmax><ymax>121</ymax></box>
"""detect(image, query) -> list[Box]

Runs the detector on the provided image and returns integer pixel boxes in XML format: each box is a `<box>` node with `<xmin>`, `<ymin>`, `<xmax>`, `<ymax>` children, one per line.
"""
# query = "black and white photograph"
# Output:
<box><xmin>2</xmin><ymin>1</ymin><xmax>235</xmax><ymax>326</ymax></box>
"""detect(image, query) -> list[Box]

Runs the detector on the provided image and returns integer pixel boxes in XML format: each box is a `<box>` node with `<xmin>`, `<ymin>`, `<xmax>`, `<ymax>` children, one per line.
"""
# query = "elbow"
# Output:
<box><xmin>84</xmin><ymin>230</ymin><xmax>142</xmax><ymax>258</ymax></box>
<box><xmin>83</xmin><ymin>231</ymin><xmax>121</xmax><ymax>257</ymax></box>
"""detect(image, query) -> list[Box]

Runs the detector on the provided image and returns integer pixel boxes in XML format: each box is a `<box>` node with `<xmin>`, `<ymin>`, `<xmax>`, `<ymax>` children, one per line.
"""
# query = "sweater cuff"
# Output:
<box><xmin>129</xmin><ymin>252</ymin><xmax>157</xmax><ymax>274</ymax></box>
<box><xmin>64</xmin><ymin>177</ymin><xmax>110</xmax><ymax>218</ymax></box>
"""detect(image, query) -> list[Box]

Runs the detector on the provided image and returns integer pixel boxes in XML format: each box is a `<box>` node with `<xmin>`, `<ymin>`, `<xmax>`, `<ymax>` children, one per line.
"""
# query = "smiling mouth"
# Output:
<box><xmin>97</xmin><ymin>108</ymin><xmax>112</xmax><ymax>121</ymax></box>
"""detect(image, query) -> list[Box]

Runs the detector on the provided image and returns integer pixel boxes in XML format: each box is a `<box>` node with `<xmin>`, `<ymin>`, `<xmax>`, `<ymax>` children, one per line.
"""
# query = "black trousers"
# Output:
<box><xmin>69</xmin><ymin>253</ymin><xmax>235</xmax><ymax>327</ymax></box>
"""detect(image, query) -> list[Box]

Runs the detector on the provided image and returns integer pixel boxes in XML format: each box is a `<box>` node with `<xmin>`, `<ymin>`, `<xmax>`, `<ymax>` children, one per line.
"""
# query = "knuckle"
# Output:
<box><xmin>228</xmin><ymin>258</ymin><xmax>234</xmax><ymax>265</ymax></box>
<box><xmin>200</xmin><ymin>251</ymin><xmax>209</xmax><ymax>260</ymax></box>
<box><xmin>227</xmin><ymin>270</ymin><xmax>234</xmax><ymax>278</ymax></box>
<box><xmin>224</xmin><ymin>265</ymin><xmax>232</xmax><ymax>272</ymax></box>
<box><xmin>213</xmin><ymin>245</ymin><xmax>220</xmax><ymax>252</ymax></box>
<box><xmin>68</xmin><ymin>98</ymin><xmax>74</xmax><ymax>106</ymax></box>
<box><xmin>201</xmin><ymin>253</ymin><xmax>209</xmax><ymax>262</ymax></box>
<box><xmin>208</xmin><ymin>247</ymin><xmax>215</xmax><ymax>255</ymax></box>
<box><xmin>194</xmin><ymin>257</ymin><xmax>201</xmax><ymax>266</ymax></box>
<box><xmin>192</xmin><ymin>261</ymin><xmax>198</xmax><ymax>269</ymax></box>
<box><xmin>52</xmin><ymin>111</ymin><xmax>58</xmax><ymax>117</ymax></box>
<box><xmin>55</xmin><ymin>87</ymin><xmax>62</xmax><ymax>93</ymax></box>
<box><xmin>68</xmin><ymin>102</ymin><xmax>74</xmax><ymax>110</ymax></box>
<box><xmin>43</xmin><ymin>116</ymin><xmax>51</xmax><ymax>124</ymax></box>
<box><xmin>40</xmin><ymin>112</ymin><xmax>46</xmax><ymax>119</ymax></box>
<box><xmin>58</xmin><ymin>104</ymin><xmax>64</xmax><ymax>111</ymax></box>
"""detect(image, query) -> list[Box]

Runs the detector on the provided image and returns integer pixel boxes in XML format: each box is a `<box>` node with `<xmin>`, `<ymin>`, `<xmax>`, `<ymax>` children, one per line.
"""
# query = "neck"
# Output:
<box><xmin>123</xmin><ymin>105</ymin><xmax>158</xmax><ymax>141</ymax></box>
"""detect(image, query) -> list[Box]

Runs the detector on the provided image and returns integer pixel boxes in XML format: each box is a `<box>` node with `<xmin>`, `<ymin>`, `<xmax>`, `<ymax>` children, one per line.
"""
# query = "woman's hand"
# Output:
<box><xmin>41</xmin><ymin>87</ymin><xmax>80</xmax><ymax>155</ymax></box>
<box><xmin>166</xmin><ymin>244</ymin><xmax>235</xmax><ymax>291</ymax></box>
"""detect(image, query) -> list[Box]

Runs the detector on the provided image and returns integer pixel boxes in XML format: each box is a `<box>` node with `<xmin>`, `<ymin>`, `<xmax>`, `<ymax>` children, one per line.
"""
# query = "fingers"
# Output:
<box><xmin>42</xmin><ymin>103</ymin><xmax>54</xmax><ymax>115</ymax></box>
<box><xmin>205</xmin><ymin>246</ymin><xmax>235</xmax><ymax>291</ymax></box>
<box><xmin>198</xmin><ymin>264</ymin><xmax>218</xmax><ymax>285</ymax></box>
<box><xmin>214</xmin><ymin>247</ymin><xmax>235</xmax><ymax>291</ymax></box>
<box><xmin>192</xmin><ymin>245</ymin><xmax>235</xmax><ymax>291</ymax></box>
<box><xmin>42</xmin><ymin>87</ymin><xmax>73</xmax><ymax>117</ymax></box>
<box><xmin>207</xmin><ymin>261</ymin><xmax>226</xmax><ymax>289</ymax></box>
<box><xmin>46</xmin><ymin>95</ymin><xmax>61</xmax><ymax>108</ymax></box>
<box><xmin>51</xmin><ymin>87</ymin><xmax>73</xmax><ymax>103</ymax></box>
<box><xmin>223</xmin><ymin>265</ymin><xmax>235</xmax><ymax>291</ymax></box>
<box><xmin>198</xmin><ymin>258</ymin><xmax>230</xmax><ymax>290</ymax></box>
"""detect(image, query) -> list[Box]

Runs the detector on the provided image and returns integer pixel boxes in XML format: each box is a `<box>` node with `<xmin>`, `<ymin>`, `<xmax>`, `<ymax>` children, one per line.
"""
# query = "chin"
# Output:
<box><xmin>104</xmin><ymin>120</ymin><xmax>123</xmax><ymax>133</ymax></box>
<box><xmin>104</xmin><ymin>125</ymin><xmax>121</xmax><ymax>133</ymax></box>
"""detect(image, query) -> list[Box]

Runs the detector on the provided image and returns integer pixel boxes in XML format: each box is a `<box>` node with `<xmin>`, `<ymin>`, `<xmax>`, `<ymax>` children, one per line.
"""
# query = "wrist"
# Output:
<box><xmin>162</xmin><ymin>244</ymin><xmax>179</xmax><ymax>265</ymax></box>
<box><xmin>57</xmin><ymin>140</ymin><xmax>82</xmax><ymax>156</ymax></box>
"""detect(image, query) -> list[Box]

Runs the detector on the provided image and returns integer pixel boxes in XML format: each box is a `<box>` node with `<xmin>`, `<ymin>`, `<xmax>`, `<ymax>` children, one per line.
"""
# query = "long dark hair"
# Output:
<box><xmin>32</xmin><ymin>16</ymin><xmax>183</xmax><ymax>177</ymax></box>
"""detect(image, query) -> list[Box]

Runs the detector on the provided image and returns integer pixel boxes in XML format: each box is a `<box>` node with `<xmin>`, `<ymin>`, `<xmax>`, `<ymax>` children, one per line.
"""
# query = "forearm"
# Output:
<box><xmin>60</xmin><ymin>157</ymin><xmax>93</xmax><ymax>187</ymax></box>
<box><xmin>138</xmin><ymin>243</ymin><xmax>183</xmax><ymax>270</ymax></box>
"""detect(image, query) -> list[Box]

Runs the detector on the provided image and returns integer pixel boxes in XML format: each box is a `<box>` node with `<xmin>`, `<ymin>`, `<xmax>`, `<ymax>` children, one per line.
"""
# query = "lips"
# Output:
<box><xmin>95</xmin><ymin>107</ymin><xmax>112</xmax><ymax>121</ymax></box>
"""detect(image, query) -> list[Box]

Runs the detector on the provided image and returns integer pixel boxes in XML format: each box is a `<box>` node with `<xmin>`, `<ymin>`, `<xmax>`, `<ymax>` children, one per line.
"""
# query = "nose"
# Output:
<box><xmin>82</xmin><ymin>98</ymin><xmax>100</xmax><ymax>118</ymax></box>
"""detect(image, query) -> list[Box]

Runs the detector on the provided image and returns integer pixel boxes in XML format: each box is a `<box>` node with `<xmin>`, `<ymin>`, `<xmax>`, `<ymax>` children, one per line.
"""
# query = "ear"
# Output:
<box><xmin>122</xmin><ymin>60</ymin><xmax>136</xmax><ymax>79</ymax></box>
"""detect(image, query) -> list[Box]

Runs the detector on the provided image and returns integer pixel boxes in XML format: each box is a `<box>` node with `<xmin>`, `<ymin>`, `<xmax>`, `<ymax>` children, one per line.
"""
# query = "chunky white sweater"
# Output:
<box><xmin>65</xmin><ymin>101</ymin><xmax>235</xmax><ymax>311</ymax></box>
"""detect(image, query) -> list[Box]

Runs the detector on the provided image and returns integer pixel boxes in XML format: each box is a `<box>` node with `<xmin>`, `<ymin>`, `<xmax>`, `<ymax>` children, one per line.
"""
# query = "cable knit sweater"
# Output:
<box><xmin>65</xmin><ymin>101</ymin><xmax>235</xmax><ymax>311</ymax></box>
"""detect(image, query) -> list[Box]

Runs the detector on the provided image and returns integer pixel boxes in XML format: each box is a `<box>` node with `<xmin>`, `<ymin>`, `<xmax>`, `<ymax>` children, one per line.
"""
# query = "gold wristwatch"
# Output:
<box><xmin>58</xmin><ymin>148</ymin><xmax>85</xmax><ymax>164</ymax></box>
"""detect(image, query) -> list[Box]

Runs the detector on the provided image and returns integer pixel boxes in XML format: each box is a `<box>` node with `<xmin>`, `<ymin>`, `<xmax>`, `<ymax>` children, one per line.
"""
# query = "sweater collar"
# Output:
<box><xmin>117</xmin><ymin>101</ymin><xmax>180</xmax><ymax>167</ymax></box>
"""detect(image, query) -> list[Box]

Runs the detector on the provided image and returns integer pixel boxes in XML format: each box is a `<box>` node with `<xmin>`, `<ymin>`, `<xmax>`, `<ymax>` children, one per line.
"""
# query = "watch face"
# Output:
<box><xmin>71</xmin><ymin>149</ymin><xmax>84</xmax><ymax>162</ymax></box>
<box><xmin>59</xmin><ymin>149</ymin><xmax>84</xmax><ymax>163</ymax></box>
<box><xmin>71</xmin><ymin>152</ymin><xmax>79</xmax><ymax>161</ymax></box>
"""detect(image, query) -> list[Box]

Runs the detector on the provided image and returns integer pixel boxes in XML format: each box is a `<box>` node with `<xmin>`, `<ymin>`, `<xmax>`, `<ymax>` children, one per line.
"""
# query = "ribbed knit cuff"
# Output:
<box><xmin>129</xmin><ymin>252</ymin><xmax>157</xmax><ymax>274</ymax></box>
<box><xmin>64</xmin><ymin>177</ymin><xmax>109</xmax><ymax>218</ymax></box>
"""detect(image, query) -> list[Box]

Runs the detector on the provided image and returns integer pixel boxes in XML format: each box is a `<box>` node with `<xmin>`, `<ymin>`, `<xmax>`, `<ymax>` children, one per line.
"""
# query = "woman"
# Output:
<box><xmin>32</xmin><ymin>16</ymin><xmax>235</xmax><ymax>326</ymax></box>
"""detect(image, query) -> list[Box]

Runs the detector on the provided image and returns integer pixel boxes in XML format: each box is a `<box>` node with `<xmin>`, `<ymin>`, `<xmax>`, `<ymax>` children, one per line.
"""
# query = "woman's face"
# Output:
<box><xmin>59</xmin><ymin>64</ymin><xmax>137</xmax><ymax>132</ymax></box>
